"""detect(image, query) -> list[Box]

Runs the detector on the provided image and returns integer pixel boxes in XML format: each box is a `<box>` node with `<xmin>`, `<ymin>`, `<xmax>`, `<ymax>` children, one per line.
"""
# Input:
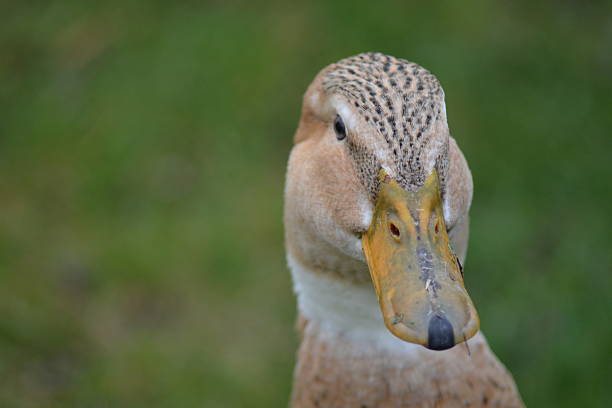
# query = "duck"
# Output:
<box><xmin>284</xmin><ymin>53</ymin><xmax>524</xmax><ymax>407</ymax></box>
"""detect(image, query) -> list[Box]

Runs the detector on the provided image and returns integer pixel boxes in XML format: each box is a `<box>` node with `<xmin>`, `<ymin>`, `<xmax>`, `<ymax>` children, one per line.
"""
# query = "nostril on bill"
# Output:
<box><xmin>389</xmin><ymin>222</ymin><xmax>400</xmax><ymax>238</ymax></box>
<box><xmin>427</xmin><ymin>314</ymin><xmax>455</xmax><ymax>350</ymax></box>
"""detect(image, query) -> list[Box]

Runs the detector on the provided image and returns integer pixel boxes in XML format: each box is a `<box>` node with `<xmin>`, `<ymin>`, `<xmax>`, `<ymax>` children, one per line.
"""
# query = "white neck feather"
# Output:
<box><xmin>288</xmin><ymin>253</ymin><xmax>425</xmax><ymax>357</ymax></box>
<box><xmin>288</xmin><ymin>253</ymin><xmax>485</xmax><ymax>360</ymax></box>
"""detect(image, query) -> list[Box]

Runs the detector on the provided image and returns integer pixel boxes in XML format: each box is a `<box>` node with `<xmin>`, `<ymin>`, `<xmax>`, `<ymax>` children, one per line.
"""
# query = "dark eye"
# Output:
<box><xmin>334</xmin><ymin>115</ymin><xmax>346</xmax><ymax>141</ymax></box>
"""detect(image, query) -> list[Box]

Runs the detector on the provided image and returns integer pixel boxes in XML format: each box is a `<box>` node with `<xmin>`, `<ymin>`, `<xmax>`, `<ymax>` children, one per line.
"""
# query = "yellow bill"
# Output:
<box><xmin>362</xmin><ymin>169</ymin><xmax>479</xmax><ymax>350</ymax></box>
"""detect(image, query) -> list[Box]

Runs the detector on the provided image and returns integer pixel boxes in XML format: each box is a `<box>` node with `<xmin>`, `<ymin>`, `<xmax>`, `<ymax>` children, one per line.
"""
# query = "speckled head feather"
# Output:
<box><xmin>321</xmin><ymin>52</ymin><xmax>450</xmax><ymax>199</ymax></box>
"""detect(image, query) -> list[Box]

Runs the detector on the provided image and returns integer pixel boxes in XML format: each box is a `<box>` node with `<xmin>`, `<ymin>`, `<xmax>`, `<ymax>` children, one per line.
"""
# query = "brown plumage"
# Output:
<box><xmin>292</xmin><ymin>317</ymin><xmax>521</xmax><ymax>408</ymax></box>
<box><xmin>284</xmin><ymin>53</ymin><xmax>524</xmax><ymax>407</ymax></box>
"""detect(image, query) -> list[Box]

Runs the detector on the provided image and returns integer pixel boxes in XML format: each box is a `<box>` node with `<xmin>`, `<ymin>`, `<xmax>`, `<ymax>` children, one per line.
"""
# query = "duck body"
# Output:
<box><xmin>284</xmin><ymin>53</ymin><xmax>523</xmax><ymax>407</ymax></box>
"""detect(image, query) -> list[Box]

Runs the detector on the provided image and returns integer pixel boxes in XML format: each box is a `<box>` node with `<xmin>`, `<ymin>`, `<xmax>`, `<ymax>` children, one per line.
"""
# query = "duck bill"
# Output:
<box><xmin>362</xmin><ymin>170</ymin><xmax>479</xmax><ymax>350</ymax></box>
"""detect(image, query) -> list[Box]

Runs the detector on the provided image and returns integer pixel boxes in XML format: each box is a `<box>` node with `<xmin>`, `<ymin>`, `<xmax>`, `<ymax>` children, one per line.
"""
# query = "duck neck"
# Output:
<box><xmin>288</xmin><ymin>252</ymin><xmax>428</xmax><ymax>355</ymax></box>
<box><xmin>287</xmin><ymin>253</ymin><xmax>484</xmax><ymax>407</ymax></box>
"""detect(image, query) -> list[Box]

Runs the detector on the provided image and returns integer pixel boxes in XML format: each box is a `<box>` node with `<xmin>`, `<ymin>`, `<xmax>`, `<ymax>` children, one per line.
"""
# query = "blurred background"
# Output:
<box><xmin>1</xmin><ymin>0</ymin><xmax>611</xmax><ymax>407</ymax></box>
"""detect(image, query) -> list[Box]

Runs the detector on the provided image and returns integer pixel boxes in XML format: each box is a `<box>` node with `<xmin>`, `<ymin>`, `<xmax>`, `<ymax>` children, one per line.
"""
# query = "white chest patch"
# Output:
<box><xmin>288</xmin><ymin>253</ymin><xmax>425</xmax><ymax>357</ymax></box>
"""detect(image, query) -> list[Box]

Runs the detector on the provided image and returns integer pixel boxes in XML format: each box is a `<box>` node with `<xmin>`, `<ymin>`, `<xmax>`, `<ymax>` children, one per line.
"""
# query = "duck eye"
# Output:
<box><xmin>334</xmin><ymin>115</ymin><xmax>346</xmax><ymax>141</ymax></box>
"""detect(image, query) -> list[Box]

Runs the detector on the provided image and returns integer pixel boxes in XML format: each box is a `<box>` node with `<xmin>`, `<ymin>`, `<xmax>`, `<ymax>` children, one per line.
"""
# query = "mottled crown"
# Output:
<box><xmin>322</xmin><ymin>52</ymin><xmax>450</xmax><ymax>198</ymax></box>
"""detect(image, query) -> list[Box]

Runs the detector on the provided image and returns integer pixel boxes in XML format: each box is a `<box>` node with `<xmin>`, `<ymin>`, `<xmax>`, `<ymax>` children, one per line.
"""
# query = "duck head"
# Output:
<box><xmin>285</xmin><ymin>53</ymin><xmax>478</xmax><ymax>350</ymax></box>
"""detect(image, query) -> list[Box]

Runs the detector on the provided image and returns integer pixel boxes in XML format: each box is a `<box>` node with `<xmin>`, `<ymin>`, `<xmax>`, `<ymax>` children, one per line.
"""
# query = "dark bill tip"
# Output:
<box><xmin>427</xmin><ymin>314</ymin><xmax>455</xmax><ymax>351</ymax></box>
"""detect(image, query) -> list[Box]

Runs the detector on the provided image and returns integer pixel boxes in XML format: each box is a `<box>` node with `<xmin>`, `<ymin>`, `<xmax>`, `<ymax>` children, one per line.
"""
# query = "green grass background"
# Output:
<box><xmin>1</xmin><ymin>1</ymin><xmax>611</xmax><ymax>407</ymax></box>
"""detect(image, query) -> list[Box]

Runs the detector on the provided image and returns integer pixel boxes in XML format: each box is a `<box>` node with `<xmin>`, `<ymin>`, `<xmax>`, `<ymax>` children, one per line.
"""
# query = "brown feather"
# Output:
<box><xmin>291</xmin><ymin>316</ymin><xmax>523</xmax><ymax>408</ymax></box>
